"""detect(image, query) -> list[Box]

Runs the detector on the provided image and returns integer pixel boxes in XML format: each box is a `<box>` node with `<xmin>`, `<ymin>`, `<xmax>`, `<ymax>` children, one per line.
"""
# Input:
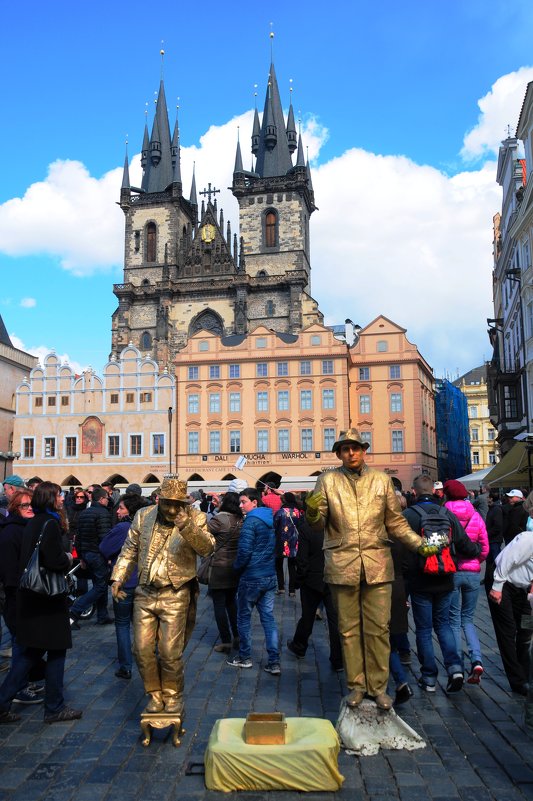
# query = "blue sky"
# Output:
<box><xmin>1</xmin><ymin>0</ymin><xmax>533</xmax><ymax>376</ymax></box>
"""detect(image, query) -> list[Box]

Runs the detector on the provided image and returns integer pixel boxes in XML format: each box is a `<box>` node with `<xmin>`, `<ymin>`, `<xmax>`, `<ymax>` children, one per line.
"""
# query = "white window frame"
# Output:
<box><xmin>151</xmin><ymin>432</ymin><xmax>165</xmax><ymax>457</ymax></box>
<box><xmin>43</xmin><ymin>435</ymin><xmax>57</xmax><ymax>459</ymax></box>
<box><xmin>64</xmin><ymin>434</ymin><xmax>78</xmax><ymax>459</ymax></box>
<box><xmin>107</xmin><ymin>434</ymin><xmax>121</xmax><ymax>457</ymax></box>
<box><xmin>129</xmin><ymin>433</ymin><xmax>143</xmax><ymax>457</ymax></box>
<box><xmin>278</xmin><ymin>429</ymin><xmax>290</xmax><ymax>452</ymax></box>
<box><xmin>209</xmin><ymin>430</ymin><xmax>221</xmax><ymax>453</ymax></box>
<box><xmin>22</xmin><ymin>436</ymin><xmax>35</xmax><ymax>459</ymax></box>
<box><xmin>229</xmin><ymin>392</ymin><xmax>241</xmax><ymax>413</ymax></box>
<box><xmin>188</xmin><ymin>431</ymin><xmax>200</xmax><ymax>454</ymax></box>
<box><xmin>257</xmin><ymin>429</ymin><xmax>269</xmax><ymax>451</ymax></box>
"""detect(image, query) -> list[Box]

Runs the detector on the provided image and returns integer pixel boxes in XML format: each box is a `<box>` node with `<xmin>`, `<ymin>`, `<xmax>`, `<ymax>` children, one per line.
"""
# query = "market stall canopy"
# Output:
<box><xmin>483</xmin><ymin>434</ymin><xmax>533</xmax><ymax>489</ymax></box>
<box><xmin>454</xmin><ymin>466</ymin><xmax>493</xmax><ymax>490</ymax></box>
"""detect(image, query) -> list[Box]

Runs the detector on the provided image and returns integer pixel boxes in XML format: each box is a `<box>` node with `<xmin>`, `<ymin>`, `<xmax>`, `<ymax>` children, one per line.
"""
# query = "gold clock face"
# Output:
<box><xmin>201</xmin><ymin>223</ymin><xmax>216</xmax><ymax>243</ymax></box>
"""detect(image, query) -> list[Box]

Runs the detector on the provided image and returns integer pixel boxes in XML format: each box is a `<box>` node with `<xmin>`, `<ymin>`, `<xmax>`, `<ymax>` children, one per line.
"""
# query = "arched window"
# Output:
<box><xmin>266</xmin><ymin>300</ymin><xmax>275</xmax><ymax>316</ymax></box>
<box><xmin>265</xmin><ymin>210</ymin><xmax>277</xmax><ymax>248</ymax></box>
<box><xmin>146</xmin><ymin>222</ymin><xmax>157</xmax><ymax>262</ymax></box>
<box><xmin>140</xmin><ymin>331</ymin><xmax>152</xmax><ymax>350</ymax></box>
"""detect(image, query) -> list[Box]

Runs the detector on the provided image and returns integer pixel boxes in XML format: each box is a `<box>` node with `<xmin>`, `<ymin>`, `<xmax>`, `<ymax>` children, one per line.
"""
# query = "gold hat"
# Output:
<box><xmin>331</xmin><ymin>428</ymin><xmax>370</xmax><ymax>453</ymax></box>
<box><xmin>159</xmin><ymin>475</ymin><xmax>189</xmax><ymax>502</ymax></box>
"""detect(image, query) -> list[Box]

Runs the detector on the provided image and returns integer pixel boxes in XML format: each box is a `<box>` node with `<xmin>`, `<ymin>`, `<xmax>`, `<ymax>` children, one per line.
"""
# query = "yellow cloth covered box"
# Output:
<box><xmin>204</xmin><ymin>716</ymin><xmax>344</xmax><ymax>792</ymax></box>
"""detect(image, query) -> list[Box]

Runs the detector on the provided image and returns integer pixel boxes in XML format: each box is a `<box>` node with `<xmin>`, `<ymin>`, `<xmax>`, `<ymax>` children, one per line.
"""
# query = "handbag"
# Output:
<box><xmin>197</xmin><ymin>553</ymin><xmax>214</xmax><ymax>585</ymax></box>
<box><xmin>19</xmin><ymin>521</ymin><xmax>68</xmax><ymax>596</ymax></box>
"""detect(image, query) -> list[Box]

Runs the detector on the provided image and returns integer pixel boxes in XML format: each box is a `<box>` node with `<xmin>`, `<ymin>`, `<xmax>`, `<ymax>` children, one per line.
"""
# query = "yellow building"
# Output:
<box><xmin>13</xmin><ymin>346</ymin><xmax>175</xmax><ymax>487</ymax></box>
<box><xmin>453</xmin><ymin>366</ymin><xmax>498</xmax><ymax>471</ymax></box>
<box><xmin>348</xmin><ymin>316</ymin><xmax>437</xmax><ymax>489</ymax></box>
<box><xmin>174</xmin><ymin>323</ymin><xmax>349</xmax><ymax>488</ymax></box>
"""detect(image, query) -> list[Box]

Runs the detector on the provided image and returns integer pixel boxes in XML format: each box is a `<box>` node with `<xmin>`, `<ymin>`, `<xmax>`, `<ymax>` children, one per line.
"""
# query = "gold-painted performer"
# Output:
<box><xmin>111</xmin><ymin>477</ymin><xmax>214</xmax><ymax>715</ymax></box>
<box><xmin>305</xmin><ymin>429</ymin><xmax>423</xmax><ymax>711</ymax></box>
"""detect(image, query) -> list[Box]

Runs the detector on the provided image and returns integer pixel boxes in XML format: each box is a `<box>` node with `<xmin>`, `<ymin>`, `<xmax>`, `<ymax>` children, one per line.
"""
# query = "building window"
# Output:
<box><xmin>278</xmin><ymin>429</ymin><xmax>290</xmax><ymax>451</ymax></box>
<box><xmin>209</xmin><ymin>393</ymin><xmax>221</xmax><ymax>413</ymax></box>
<box><xmin>256</xmin><ymin>337</ymin><xmax>267</xmax><ymax>348</ymax></box>
<box><xmin>126</xmin><ymin>393</ymin><xmax>134</xmax><ymax>404</ymax></box>
<box><xmin>359</xmin><ymin>367</ymin><xmax>370</xmax><ymax>381</ymax></box>
<box><xmin>130</xmin><ymin>434</ymin><xmax>142</xmax><ymax>456</ymax></box>
<box><xmin>503</xmin><ymin>385</ymin><xmax>518</xmax><ymax>419</ymax></box>
<box><xmin>188</xmin><ymin>431</ymin><xmax>199</xmax><ymax>454</ymax></box>
<box><xmin>277</xmin><ymin>390</ymin><xmax>289</xmax><ymax>411</ymax></box>
<box><xmin>471</xmin><ymin>427</ymin><xmax>479</xmax><ymax>442</ymax></box>
<box><xmin>322</xmin><ymin>360</ymin><xmax>334</xmax><ymax>375</ymax></box>
<box><xmin>377</xmin><ymin>340</ymin><xmax>388</xmax><ymax>352</ymax></box>
<box><xmin>110</xmin><ymin>394</ymin><xmax>119</xmax><ymax>405</ymax></box>
<box><xmin>489</xmin><ymin>451</ymin><xmax>496</xmax><ymax>464</ymax></box>
<box><xmin>209</xmin><ymin>365</ymin><xmax>220</xmax><ymax>379</ymax></box>
<box><xmin>140</xmin><ymin>331</ymin><xmax>152</xmax><ymax>350</ymax></box>
<box><xmin>48</xmin><ymin>396</ymin><xmax>56</xmax><ymax>407</ymax></box>
<box><xmin>140</xmin><ymin>392</ymin><xmax>152</xmax><ymax>403</ymax></box>
<box><xmin>359</xmin><ymin>394</ymin><xmax>371</xmax><ymax>414</ymax></box>
<box><xmin>44</xmin><ymin>437</ymin><xmax>56</xmax><ymax>458</ymax></box>
<box><xmin>188</xmin><ymin>366</ymin><xmax>199</xmax><ymax>380</ymax></box>
<box><xmin>34</xmin><ymin>397</ymin><xmax>43</xmax><ymax>407</ymax></box>
<box><xmin>390</xmin><ymin>393</ymin><xmax>402</xmax><ymax>413</ymax></box>
<box><xmin>209</xmin><ymin>431</ymin><xmax>221</xmax><ymax>453</ymax></box>
<box><xmin>256</xmin><ymin>362</ymin><xmax>268</xmax><ymax>377</ymax></box>
<box><xmin>360</xmin><ymin>431</ymin><xmax>372</xmax><ymax>452</ymax></box>
<box><xmin>277</xmin><ymin>362</ymin><xmax>288</xmax><ymax>376</ymax></box>
<box><xmin>229</xmin><ymin>392</ymin><xmax>241</xmax><ymax>413</ymax></box>
<box><xmin>229</xmin><ymin>430</ymin><xmax>241</xmax><ymax>453</ymax></box>
<box><xmin>300</xmin><ymin>390</ymin><xmax>312</xmax><ymax>410</ymax></box>
<box><xmin>469</xmin><ymin>406</ymin><xmax>478</xmax><ymax>418</ymax></box>
<box><xmin>311</xmin><ymin>335</ymin><xmax>321</xmax><ymax>346</ymax></box>
<box><xmin>229</xmin><ymin>364</ymin><xmax>240</xmax><ymax>379</ymax></box>
<box><xmin>266</xmin><ymin>301</ymin><xmax>275</xmax><ymax>316</ymax></box>
<box><xmin>472</xmin><ymin>451</ymin><xmax>480</xmax><ymax>465</ymax></box>
<box><xmin>301</xmin><ymin>428</ymin><xmax>313</xmax><ymax>451</ymax></box>
<box><xmin>322</xmin><ymin>389</ymin><xmax>335</xmax><ymax>409</ymax></box>
<box><xmin>199</xmin><ymin>341</ymin><xmax>209</xmax><ymax>352</ymax></box>
<box><xmin>324</xmin><ymin>427</ymin><xmax>336</xmax><ymax>450</ymax></box>
<box><xmin>488</xmin><ymin>428</ymin><xmax>496</xmax><ymax>441</ymax></box>
<box><xmin>389</xmin><ymin>365</ymin><xmax>401</xmax><ymax>379</ymax></box>
<box><xmin>61</xmin><ymin>396</ymin><xmax>69</xmax><ymax>407</ymax></box>
<box><xmin>146</xmin><ymin>222</ymin><xmax>156</xmax><ymax>262</ymax></box>
<box><xmin>188</xmin><ymin>394</ymin><xmax>199</xmax><ymax>414</ymax></box>
<box><xmin>300</xmin><ymin>360</ymin><xmax>311</xmax><ymax>375</ymax></box>
<box><xmin>65</xmin><ymin>437</ymin><xmax>77</xmax><ymax>457</ymax></box>
<box><xmin>108</xmin><ymin>435</ymin><xmax>120</xmax><ymax>456</ymax></box>
<box><xmin>265</xmin><ymin>210</ymin><xmax>277</xmax><ymax>248</ymax></box>
<box><xmin>23</xmin><ymin>438</ymin><xmax>34</xmax><ymax>458</ymax></box>
<box><xmin>152</xmin><ymin>434</ymin><xmax>165</xmax><ymax>455</ymax></box>
<box><xmin>257</xmin><ymin>430</ymin><xmax>269</xmax><ymax>451</ymax></box>
<box><xmin>391</xmin><ymin>430</ymin><xmax>404</xmax><ymax>453</ymax></box>
<box><xmin>257</xmin><ymin>391</ymin><xmax>269</xmax><ymax>412</ymax></box>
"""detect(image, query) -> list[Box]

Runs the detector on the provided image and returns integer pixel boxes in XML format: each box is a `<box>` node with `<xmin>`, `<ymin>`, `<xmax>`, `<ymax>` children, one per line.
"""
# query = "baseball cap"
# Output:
<box><xmin>433</xmin><ymin>481</ymin><xmax>443</xmax><ymax>491</ymax></box>
<box><xmin>3</xmin><ymin>475</ymin><xmax>25</xmax><ymax>488</ymax></box>
<box><xmin>227</xmin><ymin>478</ymin><xmax>248</xmax><ymax>493</ymax></box>
<box><xmin>506</xmin><ymin>489</ymin><xmax>524</xmax><ymax>499</ymax></box>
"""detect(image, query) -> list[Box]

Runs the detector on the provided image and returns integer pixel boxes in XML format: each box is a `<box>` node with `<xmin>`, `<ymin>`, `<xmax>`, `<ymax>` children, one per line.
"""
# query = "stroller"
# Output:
<box><xmin>66</xmin><ymin>561</ymin><xmax>95</xmax><ymax>620</ymax></box>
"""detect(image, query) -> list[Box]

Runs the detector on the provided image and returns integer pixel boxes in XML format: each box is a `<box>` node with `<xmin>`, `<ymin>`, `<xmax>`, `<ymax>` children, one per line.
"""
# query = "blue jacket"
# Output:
<box><xmin>99</xmin><ymin>519</ymin><xmax>138</xmax><ymax>590</ymax></box>
<box><xmin>234</xmin><ymin>507</ymin><xmax>276</xmax><ymax>581</ymax></box>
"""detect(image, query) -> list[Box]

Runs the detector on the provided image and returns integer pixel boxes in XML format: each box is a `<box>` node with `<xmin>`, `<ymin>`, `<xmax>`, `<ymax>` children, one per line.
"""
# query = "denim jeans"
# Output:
<box><xmin>410</xmin><ymin>590</ymin><xmax>462</xmax><ymax>684</ymax></box>
<box><xmin>449</xmin><ymin>571</ymin><xmax>482</xmax><ymax>670</ymax></box>
<box><xmin>389</xmin><ymin>646</ymin><xmax>407</xmax><ymax>688</ymax></box>
<box><xmin>113</xmin><ymin>586</ymin><xmax>135</xmax><ymax>671</ymax></box>
<box><xmin>70</xmin><ymin>551</ymin><xmax>110</xmax><ymax>622</ymax></box>
<box><xmin>237</xmin><ymin>575</ymin><xmax>279</xmax><ymax>664</ymax></box>
<box><xmin>0</xmin><ymin>643</ymin><xmax>66</xmax><ymax>715</ymax></box>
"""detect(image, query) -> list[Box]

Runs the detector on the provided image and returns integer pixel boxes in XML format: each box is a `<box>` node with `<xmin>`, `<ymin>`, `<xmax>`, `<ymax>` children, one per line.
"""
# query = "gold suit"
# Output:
<box><xmin>312</xmin><ymin>465</ymin><xmax>420</xmax><ymax>696</ymax></box>
<box><xmin>112</xmin><ymin>504</ymin><xmax>214</xmax><ymax>710</ymax></box>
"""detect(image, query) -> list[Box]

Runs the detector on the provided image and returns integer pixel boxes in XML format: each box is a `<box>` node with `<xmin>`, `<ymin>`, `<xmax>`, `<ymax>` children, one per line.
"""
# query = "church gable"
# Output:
<box><xmin>182</xmin><ymin>202</ymin><xmax>237</xmax><ymax>279</ymax></box>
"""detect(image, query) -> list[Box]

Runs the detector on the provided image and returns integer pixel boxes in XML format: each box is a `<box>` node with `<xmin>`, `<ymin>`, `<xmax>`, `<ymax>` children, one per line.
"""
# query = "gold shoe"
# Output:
<box><xmin>374</xmin><ymin>693</ymin><xmax>393</xmax><ymax>710</ymax></box>
<box><xmin>346</xmin><ymin>689</ymin><xmax>365</xmax><ymax>708</ymax></box>
<box><xmin>164</xmin><ymin>697</ymin><xmax>183</xmax><ymax>714</ymax></box>
<box><xmin>144</xmin><ymin>693</ymin><xmax>164</xmax><ymax>714</ymax></box>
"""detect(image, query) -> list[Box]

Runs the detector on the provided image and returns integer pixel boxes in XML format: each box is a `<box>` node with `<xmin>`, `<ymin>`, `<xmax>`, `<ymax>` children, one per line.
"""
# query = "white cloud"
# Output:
<box><xmin>9</xmin><ymin>334</ymin><xmax>87</xmax><ymax>376</ymax></box>
<box><xmin>461</xmin><ymin>66</ymin><xmax>533</xmax><ymax>161</ymax></box>
<box><xmin>20</xmin><ymin>297</ymin><xmax>36</xmax><ymax>308</ymax></box>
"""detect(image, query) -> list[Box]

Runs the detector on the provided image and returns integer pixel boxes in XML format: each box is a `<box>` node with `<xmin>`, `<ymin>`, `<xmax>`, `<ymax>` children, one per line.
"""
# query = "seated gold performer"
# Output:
<box><xmin>111</xmin><ymin>476</ymin><xmax>214</xmax><ymax>715</ymax></box>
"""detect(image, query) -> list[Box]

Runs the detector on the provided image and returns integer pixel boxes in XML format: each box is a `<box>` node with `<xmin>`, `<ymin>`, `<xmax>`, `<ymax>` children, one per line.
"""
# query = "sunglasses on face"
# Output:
<box><xmin>19</xmin><ymin>503</ymin><xmax>32</xmax><ymax>510</ymax></box>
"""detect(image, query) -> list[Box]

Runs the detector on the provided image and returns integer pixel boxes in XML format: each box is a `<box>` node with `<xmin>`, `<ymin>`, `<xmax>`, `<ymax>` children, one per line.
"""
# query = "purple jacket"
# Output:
<box><xmin>444</xmin><ymin>500</ymin><xmax>489</xmax><ymax>572</ymax></box>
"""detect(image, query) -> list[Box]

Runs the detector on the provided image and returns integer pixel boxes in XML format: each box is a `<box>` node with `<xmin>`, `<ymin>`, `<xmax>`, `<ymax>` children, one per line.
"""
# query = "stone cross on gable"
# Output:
<box><xmin>199</xmin><ymin>183</ymin><xmax>220</xmax><ymax>204</ymax></box>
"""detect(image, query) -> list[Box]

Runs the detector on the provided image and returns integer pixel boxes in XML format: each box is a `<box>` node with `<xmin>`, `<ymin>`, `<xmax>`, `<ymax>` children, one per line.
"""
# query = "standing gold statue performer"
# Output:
<box><xmin>111</xmin><ymin>476</ymin><xmax>214</xmax><ymax>717</ymax></box>
<box><xmin>305</xmin><ymin>429</ymin><xmax>422</xmax><ymax>711</ymax></box>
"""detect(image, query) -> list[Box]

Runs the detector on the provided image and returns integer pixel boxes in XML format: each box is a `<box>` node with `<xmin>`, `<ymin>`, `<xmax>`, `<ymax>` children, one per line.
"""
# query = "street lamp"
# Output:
<box><xmin>0</xmin><ymin>451</ymin><xmax>21</xmax><ymax>480</ymax></box>
<box><xmin>167</xmin><ymin>407</ymin><xmax>173</xmax><ymax>475</ymax></box>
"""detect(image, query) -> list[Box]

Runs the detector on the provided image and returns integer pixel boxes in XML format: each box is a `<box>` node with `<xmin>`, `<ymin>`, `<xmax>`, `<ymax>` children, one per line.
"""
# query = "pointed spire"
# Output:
<box><xmin>234</xmin><ymin>128</ymin><xmax>244</xmax><ymax>174</ymax></box>
<box><xmin>171</xmin><ymin>110</ymin><xmax>182</xmax><ymax>185</ymax></box>
<box><xmin>141</xmin><ymin>79</ymin><xmax>173</xmax><ymax>193</ymax></box>
<box><xmin>251</xmin><ymin>107</ymin><xmax>261</xmax><ymax>155</ymax></box>
<box><xmin>189</xmin><ymin>163</ymin><xmax>197</xmax><ymax>205</ymax></box>
<box><xmin>141</xmin><ymin>119</ymin><xmax>149</xmax><ymax>170</ymax></box>
<box><xmin>296</xmin><ymin>123</ymin><xmax>305</xmax><ymax>168</ymax></box>
<box><xmin>121</xmin><ymin>149</ymin><xmax>131</xmax><ymax>190</ymax></box>
<box><xmin>219</xmin><ymin>208</ymin><xmax>224</xmax><ymax>230</ymax></box>
<box><xmin>255</xmin><ymin>61</ymin><xmax>293</xmax><ymax>178</ymax></box>
<box><xmin>286</xmin><ymin>82</ymin><xmax>297</xmax><ymax>154</ymax></box>
<box><xmin>227</xmin><ymin>220</ymin><xmax>231</xmax><ymax>248</ymax></box>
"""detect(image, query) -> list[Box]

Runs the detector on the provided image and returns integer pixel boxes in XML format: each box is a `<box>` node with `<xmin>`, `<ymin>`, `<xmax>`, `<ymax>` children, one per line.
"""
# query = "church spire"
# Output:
<box><xmin>286</xmin><ymin>95</ymin><xmax>297</xmax><ymax>154</ymax></box>
<box><xmin>189</xmin><ymin>163</ymin><xmax>197</xmax><ymax>205</ymax></box>
<box><xmin>171</xmin><ymin>108</ymin><xmax>182</xmax><ymax>184</ymax></box>
<box><xmin>295</xmin><ymin>122</ymin><xmax>306</xmax><ymax>169</ymax></box>
<box><xmin>233</xmin><ymin>129</ymin><xmax>244</xmax><ymax>174</ymax></box>
<box><xmin>121</xmin><ymin>150</ymin><xmax>130</xmax><ymax>190</ymax></box>
<box><xmin>255</xmin><ymin>61</ymin><xmax>293</xmax><ymax>178</ymax></box>
<box><xmin>141</xmin><ymin>79</ymin><xmax>173</xmax><ymax>193</ymax></box>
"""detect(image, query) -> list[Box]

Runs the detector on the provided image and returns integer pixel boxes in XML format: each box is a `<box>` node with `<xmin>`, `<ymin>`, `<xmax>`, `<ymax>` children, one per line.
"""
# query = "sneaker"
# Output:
<box><xmin>394</xmin><ymin>683</ymin><xmax>414</xmax><ymax>706</ymax></box>
<box><xmin>44</xmin><ymin>706</ymin><xmax>82</xmax><ymax>724</ymax></box>
<box><xmin>114</xmin><ymin>668</ymin><xmax>132</xmax><ymax>680</ymax></box>
<box><xmin>13</xmin><ymin>688</ymin><xmax>44</xmax><ymax>705</ymax></box>
<box><xmin>467</xmin><ymin>662</ymin><xmax>483</xmax><ymax>685</ymax></box>
<box><xmin>70</xmin><ymin>618</ymin><xmax>80</xmax><ymax>630</ymax></box>
<box><xmin>0</xmin><ymin>710</ymin><xmax>20</xmax><ymax>724</ymax></box>
<box><xmin>446</xmin><ymin>672</ymin><xmax>464</xmax><ymax>694</ymax></box>
<box><xmin>264</xmin><ymin>663</ymin><xmax>281</xmax><ymax>676</ymax></box>
<box><xmin>286</xmin><ymin>639</ymin><xmax>305</xmax><ymax>659</ymax></box>
<box><xmin>417</xmin><ymin>677</ymin><xmax>436</xmax><ymax>693</ymax></box>
<box><xmin>226</xmin><ymin>655</ymin><xmax>253</xmax><ymax>669</ymax></box>
<box><xmin>27</xmin><ymin>683</ymin><xmax>44</xmax><ymax>694</ymax></box>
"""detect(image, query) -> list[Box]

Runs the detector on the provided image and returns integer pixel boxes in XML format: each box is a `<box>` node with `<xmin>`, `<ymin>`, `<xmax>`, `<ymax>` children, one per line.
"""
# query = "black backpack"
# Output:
<box><xmin>412</xmin><ymin>506</ymin><xmax>456</xmax><ymax>575</ymax></box>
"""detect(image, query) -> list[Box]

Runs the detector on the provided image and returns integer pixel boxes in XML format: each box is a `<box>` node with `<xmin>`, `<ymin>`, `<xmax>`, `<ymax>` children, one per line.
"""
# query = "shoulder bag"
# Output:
<box><xmin>19</xmin><ymin>520</ymin><xmax>68</xmax><ymax>596</ymax></box>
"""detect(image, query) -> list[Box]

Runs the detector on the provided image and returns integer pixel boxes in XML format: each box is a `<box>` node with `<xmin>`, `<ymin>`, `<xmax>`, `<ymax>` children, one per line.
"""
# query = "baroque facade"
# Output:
<box><xmin>453</xmin><ymin>365</ymin><xmax>498</xmax><ymax>471</ymax></box>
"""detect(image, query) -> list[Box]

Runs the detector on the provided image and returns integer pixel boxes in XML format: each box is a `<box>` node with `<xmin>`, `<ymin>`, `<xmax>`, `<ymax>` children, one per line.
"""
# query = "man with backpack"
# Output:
<box><xmin>403</xmin><ymin>475</ymin><xmax>481</xmax><ymax>694</ymax></box>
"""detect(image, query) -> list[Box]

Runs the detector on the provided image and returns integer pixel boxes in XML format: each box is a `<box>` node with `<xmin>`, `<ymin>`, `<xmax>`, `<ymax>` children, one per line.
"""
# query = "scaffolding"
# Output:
<box><xmin>435</xmin><ymin>379</ymin><xmax>471</xmax><ymax>481</ymax></box>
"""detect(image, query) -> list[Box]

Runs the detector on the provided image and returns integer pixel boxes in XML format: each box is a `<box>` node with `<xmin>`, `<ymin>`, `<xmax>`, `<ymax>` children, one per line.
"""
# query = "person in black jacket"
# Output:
<box><xmin>502</xmin><ymin>490</ymin><xmax>528</xmax><ymax>545</ymax></box>
<box><xmin>286</xmin><ymin>516</ymin><xmax>342</xmax><ymax>671</ymax></box>
<box><xmin>70</xmin><ymin>488</ymin><xmax>112</xmax><ymax>625</ymax></box>
<box><xmin>486</xmin><ymin>493</ymin><xmax>504</xmax><ymax>564</ymax></box>
<box><xmin>403</xmin><ymin>475</ymin><xmax>481</xmax><ymax>695</ymax></box>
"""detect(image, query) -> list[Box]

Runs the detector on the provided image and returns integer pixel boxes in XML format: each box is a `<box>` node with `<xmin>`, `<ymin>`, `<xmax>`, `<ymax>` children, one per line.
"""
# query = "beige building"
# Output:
<box><xmin>13</xmin><ymin>346</ymin><xmax>175</xmax><ymax>487</ymax></box>
<box><xmin>0</xmin><ymin>314</ymin><xmax>37</xmax><ymax>478</ymax></box>
<box><xmin>348</xmin><ymin>316</ymin><xmax>437</xmax><ymax>489</ymax></box>
<box><xmin>174</xmin><ymin>323</ymin><xmax>349</xmax><ymax>487</ymax></box>
<box><xmin>454</xmin><ymin>365</ymin><xmax>498</xmax><ymax>471</ymax></box>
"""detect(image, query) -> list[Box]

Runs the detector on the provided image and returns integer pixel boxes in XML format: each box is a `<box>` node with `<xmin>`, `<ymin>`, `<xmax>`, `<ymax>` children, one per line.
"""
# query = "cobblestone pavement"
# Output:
<box><xmin>0</xmin><ymin>581</ymin><xmax>532</xmax><ymax>801</ymax></box>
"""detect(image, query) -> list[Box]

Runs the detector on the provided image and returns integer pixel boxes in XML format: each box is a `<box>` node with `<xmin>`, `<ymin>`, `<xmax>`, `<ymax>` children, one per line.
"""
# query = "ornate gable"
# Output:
<box><xmin>181</xmin><ymin>202</ymin><xmax>237</xmax><ymax>279</ymax></box>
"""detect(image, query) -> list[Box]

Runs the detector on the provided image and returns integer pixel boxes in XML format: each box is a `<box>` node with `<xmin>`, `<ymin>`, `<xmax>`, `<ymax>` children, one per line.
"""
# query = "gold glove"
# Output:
<box><xmin>305</xmin><ymin>490</ymin><xmax>325</xmax><ymax>523</ymax></box>
<box><xmin>111</xmin><ymin>581</ymin><xmax>127</xmax><ymax>601</ymax></box>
